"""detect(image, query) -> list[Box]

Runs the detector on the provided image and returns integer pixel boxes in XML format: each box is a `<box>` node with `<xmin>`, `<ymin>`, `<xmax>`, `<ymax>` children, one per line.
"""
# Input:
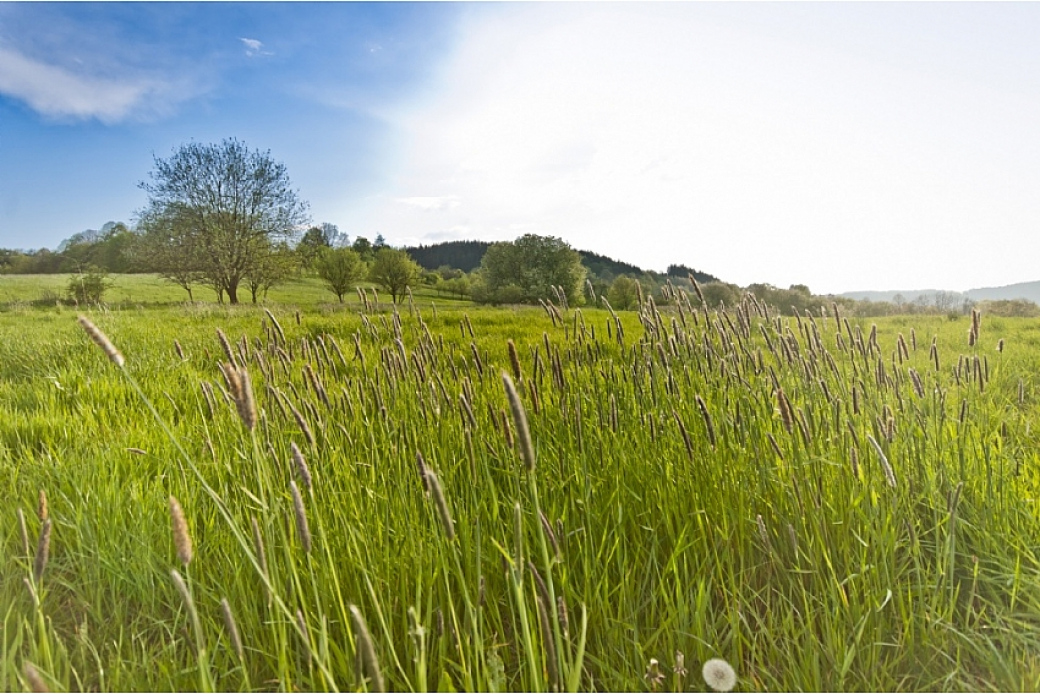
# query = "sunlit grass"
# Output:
<box><xmin>2</xmin><ymin>295</ymin><xmax>1040</xmax><ymax>690</ymax></box>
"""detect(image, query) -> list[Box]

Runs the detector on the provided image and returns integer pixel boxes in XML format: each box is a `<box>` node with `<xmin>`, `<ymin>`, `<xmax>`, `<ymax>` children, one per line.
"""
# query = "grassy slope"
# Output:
<box><xmin>2</xmin><ymin>292</ymin><xmax>1040</xmax><ymax>691</ymax></box>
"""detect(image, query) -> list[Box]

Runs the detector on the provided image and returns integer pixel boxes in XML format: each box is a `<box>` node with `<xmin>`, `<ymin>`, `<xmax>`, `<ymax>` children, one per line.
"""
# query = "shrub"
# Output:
<box><xmin>67</xmin><ymin>267</ymin><xmax>110</xmax><ymax>304</ymax></box>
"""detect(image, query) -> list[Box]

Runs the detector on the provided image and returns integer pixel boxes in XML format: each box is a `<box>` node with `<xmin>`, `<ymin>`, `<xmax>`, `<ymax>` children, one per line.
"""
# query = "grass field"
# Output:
<box><xmin>3</xmin><ymin>284</ymin><xmax>1040</xmax><ymax>691</ymax></box>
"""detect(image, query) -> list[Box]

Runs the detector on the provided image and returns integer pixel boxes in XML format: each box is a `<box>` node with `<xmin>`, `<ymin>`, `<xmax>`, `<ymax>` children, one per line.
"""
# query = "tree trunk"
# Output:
<box><xmin>227</xmin><ymin>281</ymin><xmax>239</xmax><ymax>304</ymax></box>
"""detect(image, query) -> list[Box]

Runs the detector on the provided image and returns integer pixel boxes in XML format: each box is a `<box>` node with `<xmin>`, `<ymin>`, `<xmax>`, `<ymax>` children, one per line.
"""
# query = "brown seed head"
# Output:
<box><xmin>77</xmin><ymin>315</ymin><xmax>124</xmax><ymax>367</ymax></box>
<box><xmin>24</xmin><ymin>662</ymin><xmax>49</xmax><ymax>693</ymax></box>
<box><xmin>350</xmin><ymin>605</ymin><xmax>386</xmax><ymax>693</ymax></box>
<box><xmin>168</xmin><ymin>495</ymin><xmax>193</xmax><ymax>566</ymax></box>
<box><xmin>220</xmin><ymin>597</ymin><xmax>245</xmax><ymax>663</ymax></box>
<box><xmin>290</xmin><ymin>481</ymin><xmax>312</xmax><ymax>553</ymax></box>
<box><xmin>290</xmin><ymin>441</ymin><xmax>312</xmax><ymax>490</ymax></box>
<box><xmin>235</xmin><ymin>368</ymin><xmax>257</xmax><ymax>430</ymax></box>
<box><xmin>502</xmin><ymin>372</ymin><xmax>536</xmax><ymax>472</ymax></box>
<box><xmin>425</xmin><ymin>470</ymin><xmax>456</xmax><ymax>541</ymax></box>
<box><xmin>33</xmin><ymin>519</ymin><xmax>52</xmax><ymax>583</ymax></box>
<box><xmin>37</xmin><ymin>489</ymin><xmax>48</xmax><ymax>522</ymax></box>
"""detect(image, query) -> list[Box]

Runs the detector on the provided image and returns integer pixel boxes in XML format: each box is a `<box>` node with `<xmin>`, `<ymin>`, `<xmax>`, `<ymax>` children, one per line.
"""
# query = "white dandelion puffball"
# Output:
<box><xmin>702</xmin><ymin>658</ymin><xmax>737</xmax><ymax>692</ymax></box>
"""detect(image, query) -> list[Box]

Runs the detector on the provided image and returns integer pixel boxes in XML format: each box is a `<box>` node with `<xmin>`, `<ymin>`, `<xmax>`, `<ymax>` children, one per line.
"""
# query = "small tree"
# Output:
<box><xmin>607</xmin><ymin>276</ymin><xmax>641</xmax><ymax>310</ymax></box>
<box><xmin>368</xmin><ymin>248</ymin><xmax>421</xmax><ymax>304</ymax></box>
<box><xmin>478</xmin><ymin>234</ymin><xmax>586</xmax><ymax>305</ymax></box>
<box><xmin>138</xmin><ymin>138</ymin><xmax>310</xmax><ymax>304</ymax></box>
<box><xmin>245</xmin><ymin>243</ymin><xmax>298</xmax><ymax>303</ymax></box>
<box><xmin>316</xmin><ymin>247</ymin><xmax>364</xmax><ymax>302</ymax></box>
<box><xmin>297</xmin><ymin>227</ymin><xmax>331</xmax><ymax>270</ymax></box>
<box><xmin>67</xmin><ymin>266</ymin><xmax>110</xmax><ymax>305</ymax></box>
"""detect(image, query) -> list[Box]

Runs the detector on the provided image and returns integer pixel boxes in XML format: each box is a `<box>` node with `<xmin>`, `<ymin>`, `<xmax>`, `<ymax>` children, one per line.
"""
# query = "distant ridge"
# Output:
<box><xmin>404</xmin><ymin>239</ymin><xmax>720</xmax><ymax>283</ymax></box>
<box><xmin>840</xmin><ymin>280</ymin><xmax>1040</xmax><ymax>306</ymax></box>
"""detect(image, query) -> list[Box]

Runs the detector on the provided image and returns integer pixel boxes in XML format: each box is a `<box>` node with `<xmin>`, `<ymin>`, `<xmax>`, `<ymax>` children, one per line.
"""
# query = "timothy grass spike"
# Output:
<box><xmin>33</xmin><ymin>518</ymin><xmax>52</xmax><ymax>583</ymax></box>
<box><xmin>168</xmin><ymin>495</ymin><xmax>193</xmax><ymax>566</ymax></box>
<box><xmin>77</xmin><ymin>315</ymin><xmax>125</xmax><ymax>367</ymax></box>
<box><xmin>502</xmin><ymin>371</ymin><xmax>536</xmax><ymax>472</ymax></box>
<box><xmin>290</xmin><ymin>481</ymin><xmax>312</xmax><ymax>552</ymax></box>
<box><xmin>350</xmin><ymin>604</ymin><xmax>386</xmax><ymax>693</ymax></box>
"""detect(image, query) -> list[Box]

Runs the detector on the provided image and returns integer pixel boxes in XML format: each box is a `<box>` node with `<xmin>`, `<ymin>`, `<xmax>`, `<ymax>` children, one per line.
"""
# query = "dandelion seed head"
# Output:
<box><xmin>702</xmin><ymin>658</ymin><xmax>737</xmax><ymax>692</ymax></box>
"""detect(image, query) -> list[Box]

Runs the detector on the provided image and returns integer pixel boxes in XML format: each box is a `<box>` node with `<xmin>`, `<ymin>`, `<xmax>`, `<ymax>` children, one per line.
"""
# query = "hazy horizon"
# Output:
<box><xmin>4</xmin><ymin>3</ymin><xmax>1040</xmax><ymax>295</ymax></box>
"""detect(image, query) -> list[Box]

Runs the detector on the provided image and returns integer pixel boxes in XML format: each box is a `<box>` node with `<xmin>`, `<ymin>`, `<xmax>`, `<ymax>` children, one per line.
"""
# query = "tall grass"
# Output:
<box><xmin>2</xmin><ymin>295</ymin><xmax>1040</xmax><ymax>690</ymax></box>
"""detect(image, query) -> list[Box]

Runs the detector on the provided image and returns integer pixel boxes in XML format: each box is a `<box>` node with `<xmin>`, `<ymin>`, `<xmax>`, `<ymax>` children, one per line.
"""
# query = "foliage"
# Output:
<box><xmin>315</xmin><ymin>246</ymin><xmax>364</xmax><ymax>302</ymax></box>
<box><xmin>351</xmin><ymin>236</ymin><xmax>374</xmax><ymax>262</ymax></box>
<box><xmin>665</xmin><ymin>262</ymin><xmax>720</xmax><ymax>284</ymax></box>
<box><xmin>136</xmin><ymin>138</ymin><xmax>310</xmax><ymax>304</ymax></box>
<box><xmin>296</xmin><ymin>227</ymin><xmax>331</xmax><ymax>270</ymax></box>
<box><xmin>65</xmin><ymin>266</ymin><xmax>110</xmax><ymax>304</ymax></box>
<box><xmin>606</xmin><ymin>275</ymin><xmax>642</xmax><ymax>310</ymax></box>
<box><xmin>244</xmin><ymin>243</ymin><xmax>298</xmax><ymax>303</ymax></box>
<box><xmin>976</xmin><ymin>298</ymin><xmax>1040</xmax><ymax>317</ymax></box>
<box><xmin>2</xmin><ymin>302</ymin><xmax>1040</xmax><ymax>691</ymax></box>
<box><xmin>367</xmin><ymin>247</ymin><xmax>421</xmax><ymax>303</ymax></box>
<box><xmin>405</xmin><ymin>241</ymin><xmax>493</xmax><ymax>273</ymax></box>
<box><xmin>477</xmin><ymin>234</ymin><xmax>586</xmax><ymax>305</ymax></box>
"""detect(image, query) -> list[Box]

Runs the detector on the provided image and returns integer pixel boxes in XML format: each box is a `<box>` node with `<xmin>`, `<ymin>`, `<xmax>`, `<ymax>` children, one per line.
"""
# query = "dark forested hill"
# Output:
<box><xmin>405</xmin><ymin>241</ymin><xmax>490</xmax><ymax>273</ymax></box>
<box><xmin>404</xmin><ymin>239</ymin><xmax>721</xmax><ymax>284</ymax></box>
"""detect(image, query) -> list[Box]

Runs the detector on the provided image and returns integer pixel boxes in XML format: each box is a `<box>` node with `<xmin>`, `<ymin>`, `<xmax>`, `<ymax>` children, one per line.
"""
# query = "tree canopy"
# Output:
<box><xmin>476</xmin><ymin>234</ymin><xmax>586</xmax><ymax>305</ymax></box>
<box><xmin>368</xmin><ymin>248</ymin><xmax>421</xmax><ymax>304</ymax></box>
<box><xmin>316</xmin><ymin>246</ymin><xmax>364</xmax><ymax>302</ymax></box>
<box><xmin>136</xmin><ymin>138</ymin><xmax>309</xmax><ymax>304</ymax></box>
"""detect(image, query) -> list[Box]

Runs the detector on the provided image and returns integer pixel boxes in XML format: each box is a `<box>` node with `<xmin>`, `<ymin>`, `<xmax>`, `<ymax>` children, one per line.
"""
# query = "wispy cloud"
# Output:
<box><xmin>240</xmin><ymin>38</ymin><xmax>272</xmax><ymax>58</ymax></box>
<box><xmin>368</xmin><ymin>3</ymin><xmax>1040</xmax><ymax>292</ymax></box>
<box><xmin>0</xmin><ymin>46</ymin><xmax>180</xmax><ymax>122</ymax></box>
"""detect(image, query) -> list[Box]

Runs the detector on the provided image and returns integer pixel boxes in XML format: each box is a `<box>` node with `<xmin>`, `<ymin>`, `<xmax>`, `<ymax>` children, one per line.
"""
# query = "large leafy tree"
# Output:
<box><xmin>316</xmin><ymin>246</ymin><xmax>364</xmax><ymax>302</ymax></box>
<box><xmin>478</xmin><ymin>233</ymin><xmax>586</xmax><ymax>305</ymax></box>
<box><xmin>137</xmin><ymin>138</ymin><xmax>309</xmax><ymax>304</ymax></box>
<box><xmin>368</xmin><ymin>247</ymin><xmax>421</xmax><ymax>304</ymax></box>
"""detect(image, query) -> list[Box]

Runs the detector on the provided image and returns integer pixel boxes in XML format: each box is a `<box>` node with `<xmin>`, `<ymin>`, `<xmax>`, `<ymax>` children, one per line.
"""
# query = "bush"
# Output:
<box><xmin>66</xmin><ymin>267</ymin><xmax>110</xmax><ymax>304</ymax></box>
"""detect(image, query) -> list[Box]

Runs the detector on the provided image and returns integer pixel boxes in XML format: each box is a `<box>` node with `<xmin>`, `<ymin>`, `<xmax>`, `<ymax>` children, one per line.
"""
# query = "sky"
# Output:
<box><xmin>3</xmin><ymin>2</ymin><xmax>1040</xmax><ymax>295</ymax></box>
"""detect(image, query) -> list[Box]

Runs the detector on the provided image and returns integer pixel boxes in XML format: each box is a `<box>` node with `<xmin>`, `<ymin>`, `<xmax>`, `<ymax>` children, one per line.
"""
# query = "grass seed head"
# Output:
<box><xmin>23</xmin><ymin>662</ymin><xmax>49</xmax><ymax>693</ymax></box>
<box><xmin>350</xmin><ymin>605</ymin><xmax>386</xmax><ymax>693</ymax></box>
<box><xmin>290</xmin><ymin>481</ymin><xmax>312</xmax><ymax>553</ymax></box>
<box><xmin>502</xmin><ymin>372</ymin><xmax>536</xmax><ymax>472</ymax></box>
<box><xmin>290</xmin><ymin>441</ymin><xmax>313</xmax><ymax>490</ymax></box>
<box><xmin>220</xmin><ymin>597</ymin><xmax>245</xmax><ymax>663</ymax></box>
<box><xmin>77</xmin><ymin>315</ymin><xmax>125</xmax><ymax>367</ymax></box>
<box><xmin>507</xmin><ymin>339</ymin><xmax>523</xmax><ymax>383</ymax></box>
<box><xmin>425</xmin><ymin>470</ymin><xmax>456</xmax><ymax>541</ymax></box>
<box><xmin>33</xmin><ymin>519</ymin><xmax>52</xmax><ymax>584</ymax></box>
<box><xmin>37</xmin><ymin>489</ymin><xmax>48</xmax><ymax>522</ymax></box>
<box><xmin>216</xmin><ymin>328</ymin><xmax>237</xmax><ymax>367</ymax></box>
<box><xmin>235</xmin><ymin>368</ymin><xmax>257</xmax><ymax>430</ymax></box>
<box><xmin>168</xmin><ymin>495</ymin><xmax>193</xmax><ymax>566</ymax></box>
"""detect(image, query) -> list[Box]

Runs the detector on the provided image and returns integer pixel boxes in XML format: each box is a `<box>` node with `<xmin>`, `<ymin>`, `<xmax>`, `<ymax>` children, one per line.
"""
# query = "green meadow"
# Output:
<box><xmin>3</xmin><ymin>280</ymin><xmax>1040</xmax><ymax>691</ymax></box>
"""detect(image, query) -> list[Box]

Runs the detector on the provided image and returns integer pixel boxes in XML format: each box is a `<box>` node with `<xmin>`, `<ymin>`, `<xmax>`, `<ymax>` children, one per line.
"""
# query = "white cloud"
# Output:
<box><xmin>0</xmin><ymin>46</ymin><xmax>167</xmax><ymax>122</ymax></box>
<box><xmin>240</xmin><ymin>38</ymin><xmax>271</xmax><ymax>58</ymax></box>
<box><xmin>365</xmin><ymin>4</ymin><xmax>1040</xmax><ymax>293</ymax></box>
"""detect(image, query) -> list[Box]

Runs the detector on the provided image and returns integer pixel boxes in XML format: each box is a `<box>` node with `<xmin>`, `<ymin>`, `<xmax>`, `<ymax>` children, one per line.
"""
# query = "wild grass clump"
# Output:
<box><xmin>1</xmin><ymin>300</ymin><xmax>1040</xmax><ymax>690</ymax></box>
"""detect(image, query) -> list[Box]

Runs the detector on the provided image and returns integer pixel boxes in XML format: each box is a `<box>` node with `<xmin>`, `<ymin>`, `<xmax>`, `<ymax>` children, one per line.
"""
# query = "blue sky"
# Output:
<box><xmin>3</xmin><ymin>2</ymin><xmax>1040</xmax><ymax>294</ymax></box>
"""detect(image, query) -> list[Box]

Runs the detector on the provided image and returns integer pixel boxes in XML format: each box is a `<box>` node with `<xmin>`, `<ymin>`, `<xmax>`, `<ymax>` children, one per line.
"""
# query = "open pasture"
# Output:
<box><xmin>3</xmin><ymin>296</ymin><xmax>1040</xmax><ymax>691</ymax></box>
